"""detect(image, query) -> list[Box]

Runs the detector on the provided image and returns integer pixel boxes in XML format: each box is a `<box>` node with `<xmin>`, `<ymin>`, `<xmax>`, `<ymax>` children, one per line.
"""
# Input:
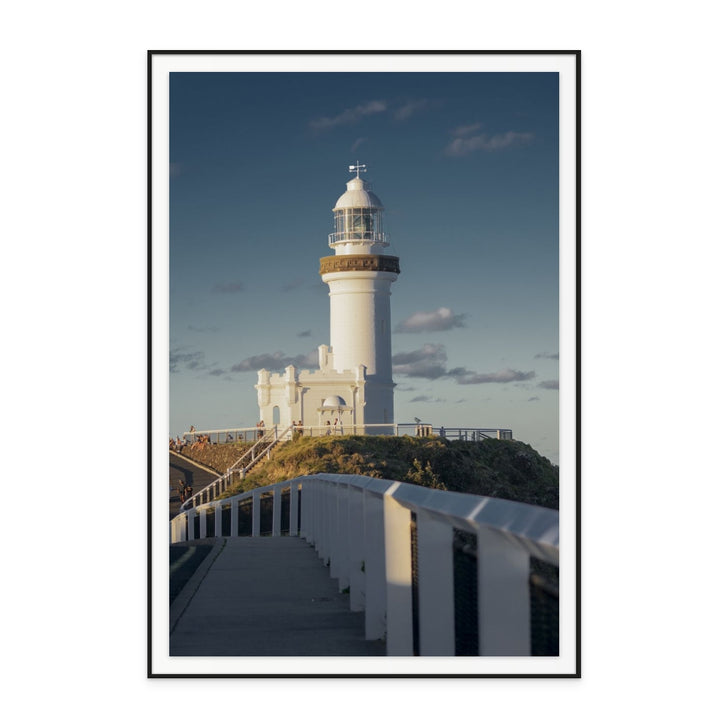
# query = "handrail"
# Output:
<box><xmin>180</xmin><ymin>426</ymin><xmax>272</xmax><ymax>445</ymax></box>
<box><xmin>170</xmin><ymin>473</ymin><xmax>558</xmax><ymax>656</ymax></box>
<box><xmin>178</xmin><ymin>425</ymin><xmax>293</xmax><ymax>512</ymax></box>
<box><xmin>180</xmin><ymin>423</ymin><xmax>513</xmax><ymax>442</ymax></box>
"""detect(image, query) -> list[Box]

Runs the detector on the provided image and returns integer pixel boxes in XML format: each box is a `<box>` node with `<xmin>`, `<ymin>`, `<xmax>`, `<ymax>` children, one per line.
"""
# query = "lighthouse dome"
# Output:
<box><xmin>333</xmin><ymin>177</ymin><xmax>384</xmax><ymax>210</ymax></box>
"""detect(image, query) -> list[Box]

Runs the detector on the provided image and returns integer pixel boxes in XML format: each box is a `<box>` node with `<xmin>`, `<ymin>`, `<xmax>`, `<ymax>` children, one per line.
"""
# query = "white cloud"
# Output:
<box><xmin>538</xmin><ymin>380</ymin><xmax>559</xmax><ymax>390</ymax></box>
<box><xmin>392</xmin><ymin>344</ymin><xmax>448</xmax><ymax>379</ymax></box>
<box><xmin>309</xmin><ymin>101</ymin><xmax>387</xmax><ymax>131</ymax></box>
<box><xmin>395</xmin><ymin>307</ymin><xmax>466</xmax><ymax>333</ymax></box>
<box><xmin>394</xmin><ymin>98</ymin><xmax>429</xmax><ymax>121</ymax></box>
<box><xmin>451</xmin><ymin>122</ymin><xmax>483</xmax><ymax>137</ymax></box>
<box><xmin>448</xmin><ymin>367</ymin><xmax>537</xmax><ymax>385</ymax></box>
<box><xmin>169</xmin><ymin>348</ymin><xmax>205</xmax><ymax>373</ymax></box>
<box><xmin>231</xmin><ymin>349</ymin><xmax>318</xmax><ymax>373</ymax></box>
<box><xmin>445</xmin><ymin>130</ymin><xmax>533</xmax><ymax>156</ymax></box>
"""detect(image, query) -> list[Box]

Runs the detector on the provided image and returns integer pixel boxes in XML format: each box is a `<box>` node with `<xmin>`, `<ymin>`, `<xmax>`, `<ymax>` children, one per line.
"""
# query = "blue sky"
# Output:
<box><xmin>169</xmin><ymin>72</ymin><xmax>560</xmax><ymax>462</ymax></box>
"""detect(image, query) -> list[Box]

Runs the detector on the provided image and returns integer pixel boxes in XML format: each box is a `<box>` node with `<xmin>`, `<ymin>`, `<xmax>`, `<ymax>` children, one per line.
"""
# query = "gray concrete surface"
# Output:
<box><xmin>170</xmin><ymin>536</ymin><xmax>386</xmax><ymax>656</ymax></box>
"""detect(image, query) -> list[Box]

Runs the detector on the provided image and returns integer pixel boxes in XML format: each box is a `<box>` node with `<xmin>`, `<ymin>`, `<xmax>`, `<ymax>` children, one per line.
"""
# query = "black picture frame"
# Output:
<box><xmin>148</xmin><ymin>50</ymin><xmax>580</xmax><ymax>679</ymax></box>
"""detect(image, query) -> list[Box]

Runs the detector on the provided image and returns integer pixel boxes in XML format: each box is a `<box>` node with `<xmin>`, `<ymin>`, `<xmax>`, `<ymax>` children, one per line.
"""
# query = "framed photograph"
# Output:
<box><xmin>149</xmin><ymin>50</ymin><xmax>579</xmax><ymax>677</ymax></box>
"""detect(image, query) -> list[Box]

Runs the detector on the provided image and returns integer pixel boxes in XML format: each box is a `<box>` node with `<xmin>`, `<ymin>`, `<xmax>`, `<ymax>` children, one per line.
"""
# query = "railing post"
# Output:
<box><xmin>330</xmin><ymin>483</ymin><xmax>350</xmax><ymax>591</ymax></box>
<box><xmin>309</xmin><ymin>478</ymin><xmax>318</xmax><ymax>544</ymax></box>
<box><xmin>300</xmin><ymin>479</ymin><xmax>312</xmax><ymax>542</ymax></box>
<box><xmin>348</xmin><ymin>485</ymin><xmax>366</xmax><ymax>611</ymax></box>
<box><xmin>290</xmin><ymin>480</ymin><xmax>299</xmax><ymax>536</ymax></box>
<box><xmin>383</xmin><ymin>491</ymin><xmax>414</xmax><ymax>655</ymax></box>
<box><xmin>363</xmin><ymin>490</ymin><xmax>387</xmax><ymax>641</ymax></box>
<box><xmin>415</xmin><ymin>512</ymin><xmax>455</xmax><ymax>655</ymax></box>
<box><xmin>476</xmin><ymin>530</ymin><xmax>531</xmax><ymax>655</ymax></box>
<box><xmin>187</xmin><ymin>509</ymin><xmax>196</xmax><ymax>541</ymax></box>
<box><xmin>272</xmin><ymin>486</ymin><xmax>282</xmax><ymax>537</ymax></box>
<box><xmin>199</xmin><ymin>507</ymin><xmax>207</xmax><ymax>539</ymax></box>
<box><xmin>215</xmin><ymin>502</ymin><xmax>223</xmax><ymax>537</ymax></box>
<box><xmin>230</xmin><ymin>499</ymin><xmax>238</xmax><ymax>537</ymax></box>
<box><xmin>318</xmin><ymin>480</ymin><xmax>331</xmax><ymax>565</ymax></box>
<box><xmin>252</xmin><ymin>490</ymin><xmax>261</xmax><ymax>537</ymax></box>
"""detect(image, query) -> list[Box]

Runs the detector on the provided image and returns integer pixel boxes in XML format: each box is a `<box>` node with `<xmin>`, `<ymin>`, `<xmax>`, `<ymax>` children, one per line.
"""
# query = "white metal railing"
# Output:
<box><xmin>179</xmin><ymin>426</ymin><xmax>272</xmax><ymax>446</ymax></box>
<box><xmin>181</xmin><ymin>423</ymin><xmax>513</xmax><ymax>441</ymax></box>
<box><xmin>178</xmin><ymin>425</ymin><xmax>293</xmax><ymax>511</ymax></box>
<box><xmin>170</xmin><ymin>473</ymin><xmax>558</xmax><ymax>656</ymax></box>
<box><xmin>328</xmin><ymin>231</ymin><xmax>389</xmax><ymax>246</ymax></box>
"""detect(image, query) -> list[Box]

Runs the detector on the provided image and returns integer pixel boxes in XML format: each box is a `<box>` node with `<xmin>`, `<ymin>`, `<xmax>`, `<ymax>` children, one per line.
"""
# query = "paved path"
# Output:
<box><xmin>169</xmin><ymin>536</ymin><xmax>385</xmax><ymax>656</ymax></box>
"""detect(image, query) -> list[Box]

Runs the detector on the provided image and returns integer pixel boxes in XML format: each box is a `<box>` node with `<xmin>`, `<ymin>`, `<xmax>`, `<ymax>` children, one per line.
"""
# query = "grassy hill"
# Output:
<box><xmin>178</xmin><ymin>435</ymin><xmax>559</xmax><ymax>510</ymax></box>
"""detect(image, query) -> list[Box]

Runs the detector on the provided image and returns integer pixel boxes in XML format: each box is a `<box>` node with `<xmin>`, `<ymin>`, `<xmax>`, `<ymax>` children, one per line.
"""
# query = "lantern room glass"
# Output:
<box><xmin>332</xmin><ymin>208</ymin><xmax>385</xmax><ymax>243</ymax></box>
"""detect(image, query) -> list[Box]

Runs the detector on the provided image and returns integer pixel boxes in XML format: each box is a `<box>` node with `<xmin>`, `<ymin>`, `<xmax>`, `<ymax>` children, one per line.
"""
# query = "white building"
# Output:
<box><xmin>256</xmin><ymin>165</ymin><xmax>400</xmax><ymax>433</ymax></box>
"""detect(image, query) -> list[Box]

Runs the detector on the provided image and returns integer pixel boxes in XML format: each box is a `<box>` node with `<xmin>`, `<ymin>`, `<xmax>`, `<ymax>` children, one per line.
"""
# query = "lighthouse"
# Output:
<box><xmin>320</xmin><ymin>164</ymin><xmax>400</xmax><ymax>425</ymax></box>
<box><xmin>256</xmin><ymin>164</ymin><xmax>400</xmax><ymax>432</ymax></box>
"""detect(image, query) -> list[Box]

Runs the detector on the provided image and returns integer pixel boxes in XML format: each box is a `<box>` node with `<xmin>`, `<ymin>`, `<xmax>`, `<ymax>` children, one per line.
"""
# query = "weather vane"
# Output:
<box><xmin>349</xmin><ymin>162</ymin><xmax>367</xmax><ymax>178</ymax></box>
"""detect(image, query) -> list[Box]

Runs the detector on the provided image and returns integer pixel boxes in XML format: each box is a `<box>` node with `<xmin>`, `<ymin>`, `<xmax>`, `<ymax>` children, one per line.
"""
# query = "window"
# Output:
<box><xmin>334</xmin><ymin>208</ymin><xmax>381</xmax><ymax>241</ymax></box>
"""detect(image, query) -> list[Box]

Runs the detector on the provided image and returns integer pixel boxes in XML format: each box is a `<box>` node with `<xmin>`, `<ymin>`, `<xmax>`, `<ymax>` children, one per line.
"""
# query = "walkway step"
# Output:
<box><xmin>169</xmin><ymin>536</ymin><xmax>385</xmax><ymax>656</ymax></box>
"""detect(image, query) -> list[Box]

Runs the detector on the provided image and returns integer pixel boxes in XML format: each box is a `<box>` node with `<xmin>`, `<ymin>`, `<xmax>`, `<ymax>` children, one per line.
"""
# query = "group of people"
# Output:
<box><xmin>325</xmin><ymin>417</ymin><xmax>343</xmax><ymax>435</ymax></box>
<box><xmin>169</xmin><ymin>432</ymin><xmax>214</xmax><ymax>451</ymax></box>
<box><xmin>175</xmin><ymin>479</ymin><xmax>194</xmax><ymax>504</ymax></box>
<box><xmin>188</xmin><ymin>434</ymin><xmax>212</xmax><ymax>450</ymax></box>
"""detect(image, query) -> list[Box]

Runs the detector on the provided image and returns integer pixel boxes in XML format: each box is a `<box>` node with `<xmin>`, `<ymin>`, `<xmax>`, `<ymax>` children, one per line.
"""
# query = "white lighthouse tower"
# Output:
<box><xmin>256</xmin><ymin>164</ymin><xmax>399</xmax><ymax>432</ymax></box>
<box><xmin>320</xmin><ymin>164</ymin><xmax>400</xmax><ymax>426</ymax></box>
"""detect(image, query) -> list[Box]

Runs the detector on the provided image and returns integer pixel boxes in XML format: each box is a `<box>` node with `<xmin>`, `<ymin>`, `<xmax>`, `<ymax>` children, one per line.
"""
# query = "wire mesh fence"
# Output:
<box><xmin>529</xmin><ymin>557</ymin><xmax>559</xmax><ymax>656</ymax></box>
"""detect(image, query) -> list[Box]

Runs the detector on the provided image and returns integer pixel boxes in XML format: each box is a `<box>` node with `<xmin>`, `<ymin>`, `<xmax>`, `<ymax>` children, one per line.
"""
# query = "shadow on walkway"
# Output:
<box><xmin>169</xmin><ymin>536</ymin><xmax>385</xmax><ymax>657</ymax></box>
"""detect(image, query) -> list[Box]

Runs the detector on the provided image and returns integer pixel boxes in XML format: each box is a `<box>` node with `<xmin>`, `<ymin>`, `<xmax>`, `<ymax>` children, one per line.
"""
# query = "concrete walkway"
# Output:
<box><xmin>169</xmin><ymin>536</ymin><xmax>385</xmax><ymax>656</ymax></box>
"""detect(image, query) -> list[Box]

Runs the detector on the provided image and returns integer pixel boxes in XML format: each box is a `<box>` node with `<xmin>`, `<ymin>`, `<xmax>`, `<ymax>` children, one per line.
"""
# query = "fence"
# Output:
<box><xmin>180</xmin><ymin>427</ymin><xmax>273</xmax><ymax>445</ymax></box>
<box><xmin>181</xmin><ymin>423</ymin><xmax>513</xmax><ymax>444</ymax></box>
<box><xmin>170</xmin><ymin>473</ymin><xmax>558</xmax><ymax>656</ymax></box>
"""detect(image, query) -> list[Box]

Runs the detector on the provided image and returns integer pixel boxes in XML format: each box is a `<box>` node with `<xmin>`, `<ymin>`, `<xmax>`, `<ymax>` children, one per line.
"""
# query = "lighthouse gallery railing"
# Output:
<box><xmin>170</xmin><ymin>473</ymin><xmax>558</xmax><ymax>656</ymax></box>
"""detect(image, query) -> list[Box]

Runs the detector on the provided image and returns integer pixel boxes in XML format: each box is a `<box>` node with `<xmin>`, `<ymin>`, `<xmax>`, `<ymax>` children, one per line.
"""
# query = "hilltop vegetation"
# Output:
<box><xmin>177</xmin><ymin>435</ymin><xmax>559</xmax><ymax>510</ymax></box>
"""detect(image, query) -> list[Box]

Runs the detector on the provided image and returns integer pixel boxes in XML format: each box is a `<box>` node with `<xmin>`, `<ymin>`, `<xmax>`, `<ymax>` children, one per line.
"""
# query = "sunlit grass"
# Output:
<box><xmin>181</xmin><ymin>435</ymin><xmax>559</xmax><ymax>510</ymax></box>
